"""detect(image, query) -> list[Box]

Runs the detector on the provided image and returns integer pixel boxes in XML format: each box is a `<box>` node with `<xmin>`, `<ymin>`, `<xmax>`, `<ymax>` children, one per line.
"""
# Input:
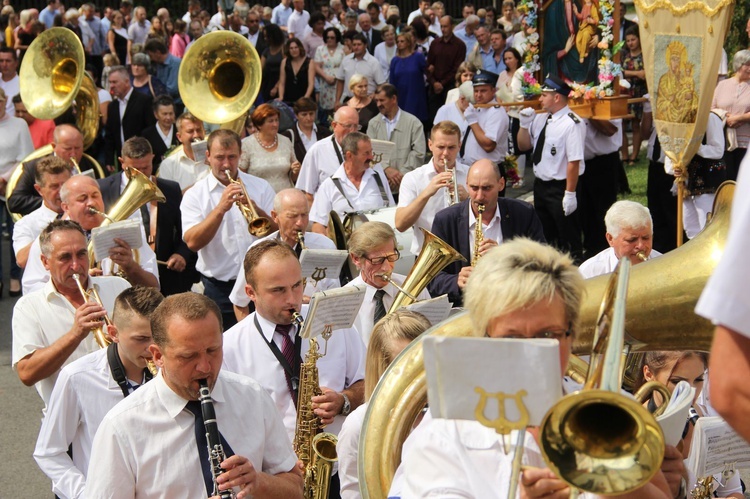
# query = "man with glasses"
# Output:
<box><xmin>296</xmin><ymin>106</ymin><xmax>362</xmax><ymax>202</ymax></box>
<box><xmin>309</xmin><ymin>132</ymin><xmax>393</xmax><ymax>235</ymax></box>
<box><xmin>345</xmin><ymin>221</ymin><xmax>430</xmax><ymax>344</ymax></box>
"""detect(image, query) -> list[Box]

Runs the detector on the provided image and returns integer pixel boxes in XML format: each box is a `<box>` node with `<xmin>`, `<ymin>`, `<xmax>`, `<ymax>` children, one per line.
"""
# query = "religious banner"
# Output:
<box><xmin>634</xmin><ymin>0</ymin><xmax>734</xmax><ymax>175</ymax></box>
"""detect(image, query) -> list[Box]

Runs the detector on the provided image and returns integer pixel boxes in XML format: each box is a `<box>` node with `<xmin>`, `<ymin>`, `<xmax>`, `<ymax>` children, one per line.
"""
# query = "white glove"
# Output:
<box><xmin>562</xmin><ymin>190</ymin><xmax>578</xmax><ymax>216</ymax></box>
<box><xmin>464</xmin><ymin>106</ymin><xmax>478</xmax><ymax>126</ymax></box>
<box><xmin>519</xmin><ymin>107</ymin><xmax>535</xmax><ymax>129</ymax></box>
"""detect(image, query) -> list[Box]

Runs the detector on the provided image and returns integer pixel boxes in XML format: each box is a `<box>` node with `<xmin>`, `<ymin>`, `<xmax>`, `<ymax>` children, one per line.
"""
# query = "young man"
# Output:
<box><xmin>141</xmin><ymin>95</ymin><xmax>179</xmax><ymax>171</ymax></box>
<box><xmin>157</xmin><ymin>111</ymin><xmax>207</xmax><ymax>192</ymax></box>
<box><xmin>34</xmin><ymin>286</ymin><xmax>164</xmax><ymax>499</ymax></box>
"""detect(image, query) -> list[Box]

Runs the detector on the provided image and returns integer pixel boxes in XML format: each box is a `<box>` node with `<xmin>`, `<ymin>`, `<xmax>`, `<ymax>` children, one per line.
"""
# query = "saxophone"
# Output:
<box><xmin>472</xmin><ymin>204</ymin><xmax>485</xmax><ymax>266</ymax></box>
<box><xmin>291</xmin><ymin>310</ymin><xmax>338</xmax><ymax>499</ymax></box>
<box><xmin>198</xmin><ymin>379</ymin><xmax>236</xmax><ymax>499</ymax></box>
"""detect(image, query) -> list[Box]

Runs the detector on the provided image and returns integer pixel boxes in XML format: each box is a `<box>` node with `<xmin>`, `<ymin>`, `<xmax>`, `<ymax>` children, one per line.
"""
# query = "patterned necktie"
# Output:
<box><xmin>373</xmin><ymin>289</ymin><xmax>387</xmax><ymax>324</ymax></box>
<box><xmin>533</xmin><ymin>115</ymin><xmax>552</xmax><ymax>166</ymax></box>
<box><xmin>184</xmin><ymin>400</ymin><xmax>235</xmax><ymax>496</ymax></box>
<box><xmin>276</xmin><ymin>323</ymin><xmax>298</xmax><ymax>402</ymax></box>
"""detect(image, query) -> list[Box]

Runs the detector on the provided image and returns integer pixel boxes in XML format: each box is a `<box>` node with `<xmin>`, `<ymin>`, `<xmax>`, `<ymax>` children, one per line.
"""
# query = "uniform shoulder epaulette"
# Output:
<box><xmin>568</xmin><ymin>112</ymin><xmax>580</xmax><ymax>124</ymax></box>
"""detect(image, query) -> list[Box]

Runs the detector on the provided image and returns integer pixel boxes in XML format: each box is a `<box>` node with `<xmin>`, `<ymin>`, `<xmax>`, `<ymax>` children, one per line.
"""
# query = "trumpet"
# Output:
<box><xmin>377</xmin><ymin>273</ymin><xmax>418</xmax><ymax>301</ymax></box>
<box><xmin>224</xmin><ymin>169</ymin><xmax>272</xmax><ymax>237</ymax></box>
<box><xmin>72</xmin><ymin>273</ymin><xmax>113</xmax><ymax>348</ymax></box>
<box><xmin>444</xmin><ymin>159</ymin><xmax>460</xmax><ymax>206</ymax></box>
<box><xmin>472</xmin><ymin>204</ymin><xmax>485</xmax><ymax>266</ymax></box>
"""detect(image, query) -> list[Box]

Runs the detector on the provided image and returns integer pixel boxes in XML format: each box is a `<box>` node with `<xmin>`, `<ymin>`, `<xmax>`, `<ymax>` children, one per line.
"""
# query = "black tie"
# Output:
<box><xmin>373</xmin><ymin>289</ymin><xmax>387</xmax><ymax>324</ymax></box>
<box><xmin>275</xmin><ymin>323</ymin><xmax>298</xmax><ymax>401</ymax></box>
<box><xmin>533</xmin><ymin>115</ymin><xmax>552</xmax><ymax>166</ymax></box>
<box><xmin>459</xmin><ymin>126</ymin><xmax>472</xmax><ymax>160</ymax></box>
<box><xmin>140</xmin><ymin>204</ymin><xmax>151</xmax><ymax>240</ymax></box>
<box><xmin>652</xmin><ymin>135</ymin><xmax>662</xmax><ymax>162</ymax></box>
<box><xmin>294</xmin><ymin>243</ymin><xmax>302</xmax><ymax>258</ymax></box>
<box><xmin>185</xmin><ymin>400</ymin><xmax>236</xmax><ymax>496</ymax></box>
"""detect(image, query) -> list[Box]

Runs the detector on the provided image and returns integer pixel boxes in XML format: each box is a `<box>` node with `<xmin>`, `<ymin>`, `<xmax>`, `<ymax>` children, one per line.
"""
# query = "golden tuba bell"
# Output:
<box><xmin>357</xmin><ymin>181</ymin><xmax>734</xmax><ymax>498</ymax></box>
<box><xmin>178</xmin><ymin>31</ymin><xmax>261</xmax><ymax>125</ymax></box>
<box><xmin>87</xmin><ymin>168</ymin><xmax>166</xmax><ymax>269</ymax></box>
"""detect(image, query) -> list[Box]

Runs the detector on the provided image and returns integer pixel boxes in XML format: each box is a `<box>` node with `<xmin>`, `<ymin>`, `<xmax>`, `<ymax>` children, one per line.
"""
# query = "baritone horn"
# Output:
<box><xmin>224</xmin><ymin>170</ymin><xmax>272</xmax><ymax>237</ymax></box>
<box><xmin>72</xmin><ymin>273</ymin><xmax>113</xmax><ymax>348</ymax></box>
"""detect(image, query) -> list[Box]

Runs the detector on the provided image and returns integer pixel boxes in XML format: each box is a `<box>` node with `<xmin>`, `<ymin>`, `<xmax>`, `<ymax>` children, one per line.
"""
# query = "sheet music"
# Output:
<box><xmin>301</xmin><ymin>285</ymin><xmax>366</xmax><ymax>339</ymax></box>
<box><xmin>370</xmin><ymin>139</ymin><xmax>396</xmax><ymax>167</ymax></box>
<box><xmin>404</xmin><ymin>295</ymin><xmax>451</xmax><ymax>326</ymax></box>
<box><xmin>656</xmin><ymin>381</ymin><xmax>695</xmax><ymax>446</ymax></box>
<box><xmin>688</xmin><ymin>416</ymin><xmax>750</xmax><ymax>477</ymax></box>
<box><xmin>298</xmin><ymin>249</ymin><xmax>349</xmax><ymax>281</ymax></box>
<box><xmin>191</xmin><ymin>140</ymin><xmax>208</xmax><ymax>163</ymax></box>
<box><xmin>91</xmin><ymin>219</ymin><xmax>143</xmax><ymax>262</ymax></box>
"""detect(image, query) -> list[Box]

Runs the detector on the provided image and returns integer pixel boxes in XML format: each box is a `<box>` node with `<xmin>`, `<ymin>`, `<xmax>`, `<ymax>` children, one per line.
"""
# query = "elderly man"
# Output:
<box><xmin>0</xmin><ymin>47</ymin><xmax>20</xmax><ymax>115</ymax></box>
<box><xmin>22</xmin><ymin>175</ymin><xmax>160</xmax><ymax>294</ymax></box>
<box><xmin>358</xmin><ymin>12</ymin><xmax>381</xmax><ymax>55</ymax></box>
<box><xmin>518</xmin><ymin>75</ymin><xmax>586</xmax><ymax>262</ymax></box>
<box><xmin>426</xmin><ymin>16</ymin><xmax>466</xmax><ymax>121</ymax></box>
<box><xmin>460</xmin><ymin>70</ymin><xmax>509</xmax><ymax>166</ymax></box>
<box><xmin>144</xmin><ymin>39</ymin><xmax>182</xmax><ymax>108</ymax></box>
<box><xmin>578</xmin><ymin>200</ymin><xmax>661</xmax><ymax>279</ymax></box>
<box><xmin>454</xmin><ymin>14</ymin><xmax>479</xmax><ymax>58</ymax></box>
<box><xmin>335</xmin><ymin>33</ymin><xmax>385</xmax><ymax>106</ymax></box>
<box><xmin>127</xmin><ymin>6</ymin><xmax>151</xmax><ymax>44</ymax></box>
<box><xmin>85</xmin><ymin>292</ymin><xmax>304</xmax><ymax>497</ymax></box>
<box><xmin>296</xmin><ymin>106</ymin><xmax>360</xmax><ymax>202</ymax></box>
<box><xmin>13</xmin><ymin>157</ymin><xmax>71</xmax><ymax>268</ymax></box>
<box><xmin>344</xmin><ymin>221</ymin><xmax>430</xmax><ymax>344</ymax></box>
<box><xmin>99</xmin><ymin>137</ymin><xmax>197</xmax><ymax>296</ymax></box>
<box><xmin>395</xmin><ymin>120</ymin><xmax>469</xmax><ymax>254</ymax></box>
<box><xmin>428</xmin><ymin>159</ymin><xmax>544</xmax><ymax>306</ymax></box>
<box><xmin>181</xmin><ymin>129</ymin><xmax>277</xmax><ymax>330</ymax></box>
<box><xmin>157</xmin><ymin>112</ymin><xmax>208</xmax><ymax>192</ymax></box>
<box><xmin>12</xmin><ymin>220</ymin><xmax>131</xmax><ymax>407</ymax></box>
<box><xmin>34</xmin><ymin>286</ymin><xmax>164</xmax><ymax>499</ymax></box>
<box><xmin>366</xmin><ymin>83</ymin><xmax>426</xmax><ymax>192</ymax></box>
<box><xmin>229</xmin><ymin>188</ymin><xmax>339</xmax><ymax>321</ymax></box>
<box><xmin>309</xmin><ymin>132</ymin><xmax>393</xmax><ymax>234</ymax></box>
<box><xmin>105</xmin><ymin>67</ymin><xmax>155</xmax><ymax>169</ymax></box>
<box><xmin>7</xmin><ymin>124</ymin><xmax>97</xmax><ymax>216</ymax></box>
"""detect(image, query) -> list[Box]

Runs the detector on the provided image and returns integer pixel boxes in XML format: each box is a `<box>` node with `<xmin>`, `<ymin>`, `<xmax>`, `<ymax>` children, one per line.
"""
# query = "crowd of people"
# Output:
<box><xmin>1</xmin><ymin>0</ymin><xmax>750</xmax><ymax>497</ymax></box>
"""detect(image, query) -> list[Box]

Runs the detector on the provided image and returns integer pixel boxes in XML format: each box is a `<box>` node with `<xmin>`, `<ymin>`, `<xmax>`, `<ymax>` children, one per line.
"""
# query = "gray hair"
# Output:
<box><xmin>465</xmin><ymin>14</ymin><xmax>480</xmax><ymax>26</ymax></box>
<box><xmin>380</xmin><ymin>24</ymin><xmax>395</xmax><ymax>37</ymax></box>
<box><xmin>131</xmin><ymin>52</ymin><xmax>151</xmax><ymax>69</ymax></box>
<box><xmin>39</xmin><ymin>220</ymin><xmax>86</xmax><ymax>257</ymax></box>
<box><xmin>604</xmin><ymin>200</ymin><xmax>653</xmax><ymax>238</ymax></box>
<box><xmin>108</xmin><ymin>65</ymin><xmax>130</xmax><ymax>80</ymax></box>
<box><xmin>341</xmin><ymin>131</ymin><xmax>370</xmax><ymax>156</ymax></box>
<box><xmin>733</xmin><ymin>50</ymin><xmax>750</xmax><ymax>73</ymax></box>
<box><xmin>348</xmin><ymin>221</ymin><xmax>396</xmax><ymax>258</ymax></box>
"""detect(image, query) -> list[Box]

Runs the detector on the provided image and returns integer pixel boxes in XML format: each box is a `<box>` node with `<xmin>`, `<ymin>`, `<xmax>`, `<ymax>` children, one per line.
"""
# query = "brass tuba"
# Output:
<box><xmin>87</xmin><ymin>168</ymin><xmax>166</xmax><ymax>269</ymax></box>
<box><xmin>357</xmin><ymin>181</ymin><xmax>734</xmax><ymax>498</ymax></box>
<box><xmin>178</xmin><ymin>31</ymin><xmax>261</xmax><ymax>125</ymax></box>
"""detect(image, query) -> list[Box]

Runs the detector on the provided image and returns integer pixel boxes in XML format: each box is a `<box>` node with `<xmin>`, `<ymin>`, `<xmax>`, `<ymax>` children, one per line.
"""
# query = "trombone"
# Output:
<box><xmin>224</xmin><ymin>169</ymin><xmax>272</xmax><ymax>237</ymax></box>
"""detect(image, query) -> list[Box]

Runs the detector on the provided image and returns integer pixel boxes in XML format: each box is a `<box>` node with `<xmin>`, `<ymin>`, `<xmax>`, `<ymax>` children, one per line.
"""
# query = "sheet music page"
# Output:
<box><xmin>91</xmin><ymin>219</ymin><xmax>143</xmax><ymax>262</ymax></box>
<box><xmin>688</xmin><ymin>416</ymin><xmax>750</xmax><ymax>477</ymax></box>
<box><xmin>299</xmin><ymin>249</ymin><xmax>349</xmax><ymax>280</ymax></box>
<box><xmin>191</xmin><ymin>140</ymin><xmax>208</xmax><ymax>163</ymax></box>
<box><xmin>301</xmin><ymin>285</ymin><xmax>366</xmax><ymax>339</ymax></box>
<box><xmin>370</xmin><ymin>139</ymin><xmax>395</xmax><ymax>167</ymax></box>
<box><xmin>404</xmin><ymin>295</ymin><xmax>451</xmax><ymax>326</ymax></box>
<box><xmin>656</xmin><ymin>381</ymin><xmax>695</xmax><ymax>446</ymax></box>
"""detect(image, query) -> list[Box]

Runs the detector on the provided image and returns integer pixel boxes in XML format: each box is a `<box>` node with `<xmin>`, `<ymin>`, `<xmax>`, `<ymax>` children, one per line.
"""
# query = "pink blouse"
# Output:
<box><xmin>713</xmin><ymin>76</ymin><xmax>750</xmax><ymax>148</ymax></box>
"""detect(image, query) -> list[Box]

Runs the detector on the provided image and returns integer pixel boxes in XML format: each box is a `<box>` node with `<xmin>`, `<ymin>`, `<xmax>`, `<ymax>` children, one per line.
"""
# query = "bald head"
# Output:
<box><xmin>53</xmin><ymin>125</ymin><xmax>84</xmax><ymax>165</ymax></box>
<box><xmin>273</xmin><ymin>188</ymin><xmax>309</xmax><ymax>213</ymax></box>
<box><xmin>332</xmin><ymin>106</ymin><xmax>360</xmax><ymax>142</ymax></box>
<box><xmin>60</xmin><ymin>175</ymin><xmax>99</xmax><ymax>204</ymax></box>
<box><xmin>466</xmin><ymin>159</ymin><xmax>504</xmax><ymax>214</ymax></box>
<box><xmin>60</xmin><ymin>175</ymin><xmax>105</xmax><ymax>230</ymax></box>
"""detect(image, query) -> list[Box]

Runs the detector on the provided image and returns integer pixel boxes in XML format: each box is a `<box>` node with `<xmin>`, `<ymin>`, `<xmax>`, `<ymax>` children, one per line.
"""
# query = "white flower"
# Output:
<box><xmin>619</xmin><ymin>78</ymin><xmax>631</xmax><ymax>89</ymax></box>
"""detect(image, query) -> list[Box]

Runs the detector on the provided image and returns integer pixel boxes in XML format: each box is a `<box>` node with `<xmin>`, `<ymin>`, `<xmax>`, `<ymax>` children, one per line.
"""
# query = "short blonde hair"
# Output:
<box><xmin>365</xmin><ymin>310</ymin><xmax>430</xmax><ymax>399</ymax></box>
<box><xmin>348</xmin><ymin>73</ymin><xmax>368</xmax><ymax>92</ymax></box>
<box><xmin>348</xmin><ymin>221</ymin><xmax>396</xmax><ymax>259</ymax></box>
<box><xmin>465</xmin><ymin>239</ymin><xmax>584</xmax><ymax>337</ymax></box>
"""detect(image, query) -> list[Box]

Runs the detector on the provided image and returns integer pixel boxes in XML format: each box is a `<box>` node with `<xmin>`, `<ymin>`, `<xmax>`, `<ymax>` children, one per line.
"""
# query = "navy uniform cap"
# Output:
<box><xmin>472</xmin><ymin>69</ymin><xmax>500</xmax><ymax>87</ymax></box>
<box><xmin>541</xmin><ymin>75</ymin><xmax>572</xmax><ymax>97</ymax></box>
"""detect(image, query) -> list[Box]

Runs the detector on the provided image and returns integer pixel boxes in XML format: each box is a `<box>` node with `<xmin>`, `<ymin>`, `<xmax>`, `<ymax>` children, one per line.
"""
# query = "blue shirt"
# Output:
<box><xmin>154</xmin><ymin>54</ymin><xmax>182</xmax><ymax>103</ymax></box>
<box><xmin>454</xmin><ymin>28</ymin><xmax>477</xmax><ymax>59</ymax></box>
<box><xmin>271</xmin><ymin>4</ymin><xmax>293</xmax><ymax>27</ymax></box>
<box><xmin>39</xmin><ymin>6</ymin><xmax>57</xmax><ymax>29</ymax></box>
<box><xmin>480</xmin><ymin>47</ymin><xmax>506</xmax><ymax>74</ymax></box>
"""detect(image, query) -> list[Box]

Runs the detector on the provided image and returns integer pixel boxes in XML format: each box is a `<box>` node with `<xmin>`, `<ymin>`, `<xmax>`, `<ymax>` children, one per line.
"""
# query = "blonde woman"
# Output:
<box><xmin>344</xmin><ymin>74</ymin><xmax>379</xmax><ymax>134</ymax></box>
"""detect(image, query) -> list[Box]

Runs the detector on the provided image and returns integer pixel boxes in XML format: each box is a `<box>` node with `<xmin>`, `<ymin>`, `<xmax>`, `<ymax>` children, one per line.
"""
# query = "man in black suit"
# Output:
<box><xmin>98</xmin><ymin>137</ymin><xmax>198</xmax><ymax>296</ymax></box>
<box><xmin>358</xmin><ymin>13</ymin><xmax>382</xmax><ymax>55</ymax></box>
<box><xmin>140</xmin><ymin>95</ymin><xmax>179</xmax><ymax>173</ymax></box>
<box><xmin>428</xmin><ymin>159</ymin><xmax>545</xmax><ymax>306</ymax></box>
<box><xmin>619</xmin><ymin>2</ymin><xmax>636</xmax><ymax>43</ymax></box>
<box><xmin>7</xmin><ymin>124</ymin><xmax>99</xmax><ymax>216</ymax></box>
<box><xmin>104</xmin><ymin>66</ymin><xmax>155</xmax><ymax>171</ymax></box>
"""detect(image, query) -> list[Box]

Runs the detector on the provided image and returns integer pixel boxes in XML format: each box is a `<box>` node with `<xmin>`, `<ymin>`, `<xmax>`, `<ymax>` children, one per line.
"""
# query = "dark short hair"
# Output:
<box><xmin>264</xmin><ymin>23</ymin><xmax>285</xmax><ymax>47</ymax></box>
<box><xmin>152</xmin><ymin>94</ymin><xmax>174</xmax><ymax>113</ymax></box>
<box><xmin>207</xmin><ymin>129</ymin><xmax>242</xmax><ymax>152</ymax></box>
<box><xmin>35</xmin><ymin>156</ymin><xmax>70</xmax><ymax>186</ymax></box>
<box><xmin>366</xmin><ymin>2</ymin><xmax>380</xmax><ymax>10</ymax></box>
<box><xmin>624</xmin><ymin>24</ymin><xmax>640</xmax><ymax>39</ymax></box>
<box><xmin>351</xmin><ymin>32</ymin><xmax>367</xmax><ymax>45</ymax></box>
<box><xmin>243</xmin><ymin>239</ymin><xmax>297</xmax><ymax>286</ymax></box>
<box><xmin>490</xmin><ymin>28</ymin><xmax>506</xmax><ymax>39</ymax></box>
<box><xmin>151</xmin><ymin>292</ymin><xmax>222</xmax><ymax>348</ymax></box>
<box><xmin>293</xmin><ymin>97</ymin><xmax>317</xmax><ymax>114</ymax></box>
<box><xmin>11</xmin><ymin>93</ymin><xmax>23</xmax><ymax>104</ymax></box>
<box><xmin>375</xmin><ymin>83</ymin><xmax>398</xmax><ymax>98</ymax></box>
<box><xmin>121</xmin><ymin>136</ymin><xmax>153</xmax><ymax>158</ymax></box>
<box><xmin>251</xmin><ymin>103</ymin><xmax>281</xmax><ymax>128</ymax></box>
<box><xmin>144</xmin><ymin>38</ymin><xmax>168</xmax><ymax>54</ymax></box>
<box><xmin>112</xmin><ymin>286</ymin><xmax>165</xmax><ymax>328</ymax></box>
<box><xmin>284</xmin><ymin>37</ymin><xmax>304</xmax><ymax>58</ymax></box>
<box><xmin>39</xmin><ymin>219</ymin><xmax>86</xmax><ymax>257</ymax></box>
<box><xmin>0</xmin><ymin>46</ymin><xmax>17</xmax><ymax>61</ymax></box>
<box><xmin>323</xmin><ymin>26</ymin><xmax>341</xmax><ymax>44</ymax></box>
<box><xmin>309</xmin><ymin>11</ymin><xmax>325</xmax><ymax>27</ymax></box>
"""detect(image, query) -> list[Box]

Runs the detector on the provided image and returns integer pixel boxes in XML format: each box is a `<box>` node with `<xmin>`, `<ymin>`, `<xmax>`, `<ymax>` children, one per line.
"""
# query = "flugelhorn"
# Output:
<box><xmin>72</xmin><ymin>273</ymin><xmax>113</xmax><ymax>348</ymax></box>
<box><xmin>224</xmin><ymin>169</ymin><xmax>272</xmax><ymax>237</ymax></box>
<box><xmin>444</xmin><ymin>159</ymin><xmax>460</xmax><ymax>206</ymax></box>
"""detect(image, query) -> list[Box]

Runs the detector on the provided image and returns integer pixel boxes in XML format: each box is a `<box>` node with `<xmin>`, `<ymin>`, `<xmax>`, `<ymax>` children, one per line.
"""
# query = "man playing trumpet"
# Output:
<box><xmin>11</xmin><ymin>220</ymin><xmax>131</xmax><ymax>408</ymax></box>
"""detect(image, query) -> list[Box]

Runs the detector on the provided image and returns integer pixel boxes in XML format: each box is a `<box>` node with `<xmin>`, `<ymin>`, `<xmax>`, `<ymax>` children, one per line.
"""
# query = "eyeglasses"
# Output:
<box><xmin>362</xmin><ymin>250</ymin><xmax>400</xmax><ymax>265</ymax></box>
<box><xmin>485</xmin><ymin>322</ymin><xmax>573</xmax><ymax>341</ymax></box>
<box><xmin>336</xmin><ymin>122</ymin><xmax>362</xmax><ymax>130</ymax></box>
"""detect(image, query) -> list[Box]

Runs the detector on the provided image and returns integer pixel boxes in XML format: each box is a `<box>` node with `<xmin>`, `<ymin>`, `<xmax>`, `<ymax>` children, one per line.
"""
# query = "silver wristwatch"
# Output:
<box><xmin>340</xmin><ymin>392</ymin><xmax>351</xmax><ymax>416</ymax></box>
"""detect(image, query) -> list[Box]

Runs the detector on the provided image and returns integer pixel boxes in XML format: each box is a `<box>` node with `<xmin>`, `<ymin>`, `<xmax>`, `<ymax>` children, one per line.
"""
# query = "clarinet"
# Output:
<box><xmin>198</xmin><ymin>379</ymin><xmax>236</xmax><ymax>499</ymax></box>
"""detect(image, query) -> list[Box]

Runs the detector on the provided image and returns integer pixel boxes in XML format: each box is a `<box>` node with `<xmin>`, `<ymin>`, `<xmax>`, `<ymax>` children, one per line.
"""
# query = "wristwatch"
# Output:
<box><xmin>340</xmin><ymin>392</ymin><xmax>351</xmax><ymax>416</ymax></box>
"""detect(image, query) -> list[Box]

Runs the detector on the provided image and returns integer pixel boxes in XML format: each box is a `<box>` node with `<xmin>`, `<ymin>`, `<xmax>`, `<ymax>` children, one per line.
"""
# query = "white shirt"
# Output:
<box><xmin>664</xmin><ymin>112</ymin><xmax>726</xmax><ymax>175</ymax></box>
<box><xmin>583</xmin><ymin>119</ymin><xmax>623</xmax><ymax>160</ymax></box>
<box><xmin>295</xmin><ymin>135</ymin><xmax>343</xmax><ymax>197</ymax></box>
<box><xmin>309</xmin><ymin>164</ymin><xmax>394</xmax><ymax>226</ymax></box>
<box><xmin>381</xmin><ymin>109</ymin><xmax>401</xmax><ymax>138</ymax></box>
<box><xmin>11</xmin><ymin>276</ymin><xmax>131</xmax><ymax>407</ymax></box>
<box><xmin>696</xmin><ymin>153</ymin><xmax>750</xmax><ymax>337</ymax></box>
<box><xmin>527</xmin><ymin>106</ymin><xmax>586</xmax><ymax>181</ymax></box>
<box><xmin>33</xmin><ymin>348</ymin><xmax>144</xmax><ymax>499</ymax></box>
<box><xmin>12</xmin><ymin>203</ymin><xmax>58</xmax><ymax>256</ymax></box>
<box><xmin>373</xmin><ymin>41</ymin><xmax>396</xmax><ymax>80</ymax></box>
<box><xmin>222</xmin><ymin>309</ymin><xmax>366</xmax><ymax>441</ymax></box>
<box><xmin>84</xmin><ymin>370</ymin><xmax>297</xmax><ymax>498</ymax></box>
<box><xmin>297</xmin><ymin>123</ymin><xmax>318</xmax><ymax>152</ymax></box>
<box><xmin>434</xmin><ymin>101</ymin><xmax>469</xmax><ymax>137</ymax></box>
<box><xmin>229</xmin><ymin>230</ymin><xmax>340</xmax><ymax>308</ymax></box>
<box><xmin>22</xmin><ymin>227</ymin><xmax>159</xmax><ymax>295</ymax></box>
<box><xmin>0</xmin><ymin>74</ymin><xmax>19</xmax><ymax>114</ymax></box>
<box><xmin>155</xmin><ymin>124</ymin><xmax>174</xmax><ymax>148</ymax></box>
<box><xmin>0</xmin><ymin>114</ymin><xmax>33</xmax><ymax>179</ymax></box>
<box><xmin>117</xmin><ymin>88</ymin><xmax>134</xmax><ymax>145</ymax></box>
<box><xmin>344</xmin><ymin>274</ymin><xmax>430</xmax><ymax>345</ymax></box>
<box><xmin>337</xmin><ymin>402</ymin><xmax>367</xmax><ymax>499</ymax></box>
<box><xmin>397</xmin><ymin>160</ymin><xmax>470</xmax><ymax>254</ymax></box>
<box><xmin>157</xmin><ymin>147</ymin><xmax>209</xmax><ymax>191</ymax></box>
<box><xmin>248</xmin><ymin>29</ymin><xmax>260</xmax><ymax>47</ymax></box>
<box><xmin>336</xmin><ymin>52</ymin><xmax>386</xmax><ymax>100</ymax></box>
<box><xmin>468</xmin><ymin>202</ymin><xmax>503</xmax><ymax>258</ymax></box>
<box><xmin>578</xmin><ymin>246</ymin><xmax>663</xmax><ymax>279</ymax></box>
<box><xmin>462</xmin><ymin>102</ymin><xmax>509</xmax><ymax>165</ymax></box>
<box><xmin>181</xmin><ymin>170</ymin><xmax>275</xmax><ymax>281</ymax></box>
<box><xmin>287</xmin><ymin>9</ymin><xmax>310</xmax><ymax>37</ymax></box>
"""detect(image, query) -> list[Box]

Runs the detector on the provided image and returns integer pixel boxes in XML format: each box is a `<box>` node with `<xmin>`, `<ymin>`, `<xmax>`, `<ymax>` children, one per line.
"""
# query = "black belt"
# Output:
<box><xmin>537</xmin><ymin>178</ymin><xmax>566</xmax><ymax>185</ymax></box>
<box><xmin>200</xmin><ymin>274</ymin><xmax>237</xmax><ymax>286</ymax></box>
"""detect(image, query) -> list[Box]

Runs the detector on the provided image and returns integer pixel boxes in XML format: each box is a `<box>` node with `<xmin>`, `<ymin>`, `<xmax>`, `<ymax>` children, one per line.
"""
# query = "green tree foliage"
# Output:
<box><xmin>724</xmin><ymin>2</ymin><xmax>749</xmax><ymax>66</ymax></box>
